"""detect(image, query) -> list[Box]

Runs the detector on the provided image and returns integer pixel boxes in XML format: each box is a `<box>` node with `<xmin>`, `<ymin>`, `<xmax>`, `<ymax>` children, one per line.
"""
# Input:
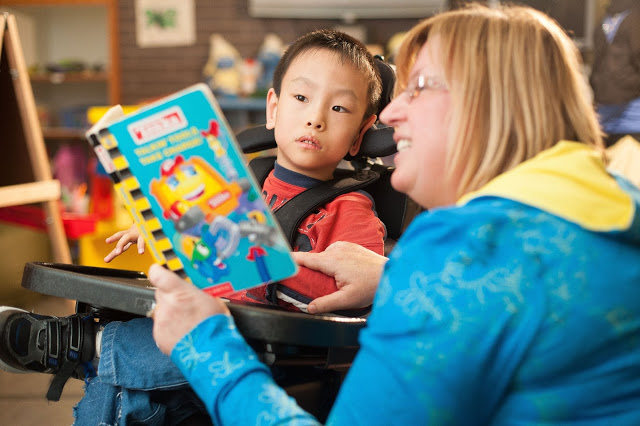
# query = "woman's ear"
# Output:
<box><xmin>349</xmin><ymin>114</ymin><xmax>377</xmax><ymax>156</ymax></box>
<box><xmin>265</xmin><ymin>88</ymin><xmax>278</xmax><ymax>130</ymax></box>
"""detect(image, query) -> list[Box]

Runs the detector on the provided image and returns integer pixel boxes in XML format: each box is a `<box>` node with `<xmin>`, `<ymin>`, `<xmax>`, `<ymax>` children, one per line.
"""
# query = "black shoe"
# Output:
<box><xmin>0</xmin><ymin>307</ymin><xmax>96</xmax><ymax>401</ymax></box>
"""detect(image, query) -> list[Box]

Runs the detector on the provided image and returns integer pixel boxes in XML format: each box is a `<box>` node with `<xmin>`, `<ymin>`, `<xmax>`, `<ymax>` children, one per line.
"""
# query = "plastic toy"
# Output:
<box><xmin>203</xmin><ymin>34</ymin><xmax>242</xmax><ymax>97</ymax></box>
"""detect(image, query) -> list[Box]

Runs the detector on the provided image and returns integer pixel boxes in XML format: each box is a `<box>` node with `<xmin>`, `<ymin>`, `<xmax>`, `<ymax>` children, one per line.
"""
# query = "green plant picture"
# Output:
<box><xmin>145</xmin><ymin>9</ymin><xmax>177</xmax><ymax>29</ymax></box>
<box><xmin>135</xmin><ymin>0</ymin><xmax>195</xmax><ymax>48</ymax></box>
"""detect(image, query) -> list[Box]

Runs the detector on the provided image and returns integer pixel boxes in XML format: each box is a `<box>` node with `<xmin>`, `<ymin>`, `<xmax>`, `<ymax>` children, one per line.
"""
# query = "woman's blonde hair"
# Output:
<box><xmin>394</xmin><ymin>4</ymin><xmax>604</xmax><ymax>198</ymax></box>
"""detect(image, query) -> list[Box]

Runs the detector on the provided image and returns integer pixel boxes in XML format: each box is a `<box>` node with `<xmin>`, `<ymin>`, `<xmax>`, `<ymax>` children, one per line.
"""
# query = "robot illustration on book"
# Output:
<box><xmin>149</xmin><ymin>119</ymin><xmax>279</xmax><ymax>288</ymax></box>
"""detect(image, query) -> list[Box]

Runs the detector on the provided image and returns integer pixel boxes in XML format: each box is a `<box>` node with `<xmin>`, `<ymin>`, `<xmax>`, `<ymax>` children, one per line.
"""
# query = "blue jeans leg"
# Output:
<box><xmin>73</xmin><ymin>317</ymin><xmax>209</xmax><ymax>425</ymax></box>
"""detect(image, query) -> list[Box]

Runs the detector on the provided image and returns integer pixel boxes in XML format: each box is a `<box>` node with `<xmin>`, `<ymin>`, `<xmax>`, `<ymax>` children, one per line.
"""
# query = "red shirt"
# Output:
<box><xmin>228</xmin><ymin>162</ymin><xmax>386</xmax><ymax>311</ymax></box>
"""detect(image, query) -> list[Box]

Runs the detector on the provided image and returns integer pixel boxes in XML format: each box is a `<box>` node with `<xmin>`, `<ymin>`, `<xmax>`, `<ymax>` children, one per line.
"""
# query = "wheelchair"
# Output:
<box><xmin>19</xmin><ymin>58</ymin><xmax>422</xmax><ymax>422</ymax></box>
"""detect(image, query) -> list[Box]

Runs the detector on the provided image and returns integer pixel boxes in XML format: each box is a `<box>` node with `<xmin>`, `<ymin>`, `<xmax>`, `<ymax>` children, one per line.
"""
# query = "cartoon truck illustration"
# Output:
<box><xmin>150</xmin><ymin>155</ymin><xmax>249</xmax><ymax>232</ymax></box>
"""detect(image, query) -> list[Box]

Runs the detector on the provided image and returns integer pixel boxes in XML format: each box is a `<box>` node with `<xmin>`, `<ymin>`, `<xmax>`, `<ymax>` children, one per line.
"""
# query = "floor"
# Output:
<box><xmin>0</xmin><ymin>295</ymin><xmax>85</xmax><ymax>426</ymax></box>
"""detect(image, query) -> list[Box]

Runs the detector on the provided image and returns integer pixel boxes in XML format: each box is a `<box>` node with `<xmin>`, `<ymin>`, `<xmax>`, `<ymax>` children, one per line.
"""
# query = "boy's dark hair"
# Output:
<box><xmin>272</xmin><ymin>29</ymin><xmax>382</xmax><ymax>120</ymax></box>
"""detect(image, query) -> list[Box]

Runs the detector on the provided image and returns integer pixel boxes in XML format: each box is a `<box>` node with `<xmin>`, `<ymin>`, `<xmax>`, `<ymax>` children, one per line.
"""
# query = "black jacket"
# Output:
<box><xmin>590</xmin><ymin>4</ymin><xmax>640</xmax><ymax>105</ymax></box>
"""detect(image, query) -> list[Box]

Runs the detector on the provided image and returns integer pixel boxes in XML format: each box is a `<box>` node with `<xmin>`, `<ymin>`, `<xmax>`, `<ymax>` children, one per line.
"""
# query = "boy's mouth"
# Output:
<box><xmin>296</xmin><ymin>136</ymin><xmax>321</xmax><ymax>150</ymax></box>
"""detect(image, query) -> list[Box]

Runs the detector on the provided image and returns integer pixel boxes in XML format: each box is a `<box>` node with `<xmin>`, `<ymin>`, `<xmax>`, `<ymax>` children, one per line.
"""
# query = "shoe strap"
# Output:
<box><xmin>46</xmin><ymin>319</ymin><xmax>61</xmax><ymax>367</ymax></box>
<box><xmin>46</xmin><ymin>315</ymin><xmax>84</xmax><ymax>402</ymax></box>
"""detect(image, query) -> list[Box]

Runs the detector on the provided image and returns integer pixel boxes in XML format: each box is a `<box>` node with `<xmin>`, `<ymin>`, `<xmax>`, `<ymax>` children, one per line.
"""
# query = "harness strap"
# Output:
<box><xmin>248</xmin><ymin>157</ymin><xmax>381</xmax><ymax>246</ymax></box>
<box><xmin>249</xmin><ymin>156</ymin><xmax>278</xmax><ymax>189</ymax></box>
<box><xmin>275</xmin><ymin>169</ymin><xmax>380</xmax><ymax>246</ymax></box>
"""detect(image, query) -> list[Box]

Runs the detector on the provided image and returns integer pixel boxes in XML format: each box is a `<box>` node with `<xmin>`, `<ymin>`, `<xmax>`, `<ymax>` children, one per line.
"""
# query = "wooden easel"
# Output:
<box><xmin>0</xmin><ymin>13</ymin><xmax>71</xmax><ymax>263</ymax></box>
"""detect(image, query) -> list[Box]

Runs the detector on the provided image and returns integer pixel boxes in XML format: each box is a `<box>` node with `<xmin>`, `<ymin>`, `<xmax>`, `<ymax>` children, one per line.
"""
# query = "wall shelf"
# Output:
<box><xmin>29</xmin><ymin>71</ymin><xmax>109</xmax><ymax>83</ymax></box>
<box><xmin>42</xmin><ymin>127</ymin><xmax>86</xmax><ymax>140</ymax></box>
<box><xmin>218</xmin><ymin>96</ymin><xmax>267</xmax><ymax>131</ymax></box>
<box><xmin>0</xmin><ymin>0</ymin><xmax>120</xmax><ymax>117</ymax></box>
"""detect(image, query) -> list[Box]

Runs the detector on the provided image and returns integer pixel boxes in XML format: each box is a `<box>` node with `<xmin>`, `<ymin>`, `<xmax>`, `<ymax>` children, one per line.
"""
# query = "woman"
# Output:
<box><xmin>150</xmin><ymin>4</ymin><xmax>640</xmax><ymax>424</ymax></box>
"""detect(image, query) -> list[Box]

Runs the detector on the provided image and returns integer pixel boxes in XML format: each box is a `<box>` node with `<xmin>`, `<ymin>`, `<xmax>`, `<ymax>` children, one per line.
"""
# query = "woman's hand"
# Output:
<box><xmin>104</xmin><ymin>223</ymin><xmax>145</xmax><ymax>262</ymax></box>
<box><xmin>292</xmin><ymin>241</ymin><xmax>387</xmax><ymax>314</ymax></box>
<box><xmin>147</xmin><ymin>264</ymin><xmax>230</xmax><ymax>355</ymax></box>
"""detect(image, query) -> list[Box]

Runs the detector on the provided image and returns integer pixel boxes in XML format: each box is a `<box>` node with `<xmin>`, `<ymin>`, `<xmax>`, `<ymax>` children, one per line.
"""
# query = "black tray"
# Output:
<box><xmin>21</xmin><ymin>262</ymin><xmax>365</xmax><ymax>348</ymax></box>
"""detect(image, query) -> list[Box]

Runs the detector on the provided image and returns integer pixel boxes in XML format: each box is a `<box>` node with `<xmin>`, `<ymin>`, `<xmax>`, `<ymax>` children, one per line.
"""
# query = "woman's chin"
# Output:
<box><xmin>390</xmin><ymin>171</ymin><xmax>411</xmax><ymax>196</ymax></box>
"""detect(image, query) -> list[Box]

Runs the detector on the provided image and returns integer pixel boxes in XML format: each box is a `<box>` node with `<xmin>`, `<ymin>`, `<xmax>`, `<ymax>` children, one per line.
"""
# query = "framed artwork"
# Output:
<box><xmin>135</xmin><ymin>0</ymin><xmax>196</xmax><ymax>48</ymax></box>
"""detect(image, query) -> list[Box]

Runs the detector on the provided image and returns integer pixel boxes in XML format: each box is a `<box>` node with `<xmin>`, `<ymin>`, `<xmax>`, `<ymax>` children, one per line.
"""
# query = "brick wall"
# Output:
<box><xmin>118</xmin><ymin>0</ymin><xmax>420</xmax><ymax>104</ymax></box>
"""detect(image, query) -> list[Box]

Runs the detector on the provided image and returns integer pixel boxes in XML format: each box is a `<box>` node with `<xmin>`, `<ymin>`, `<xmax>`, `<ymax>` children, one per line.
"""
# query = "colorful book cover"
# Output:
<box><xmin>86</xmin><ymin>83</ymin><xmax>298</xmax><ymax>296</ymax></box>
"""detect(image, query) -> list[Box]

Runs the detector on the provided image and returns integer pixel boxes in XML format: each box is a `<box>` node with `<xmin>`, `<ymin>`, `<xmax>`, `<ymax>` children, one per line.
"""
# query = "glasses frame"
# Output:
<box><xmin>403</xmin><ymin>74</ymin><xmax>448</xmax><ymax>102</ymax></box>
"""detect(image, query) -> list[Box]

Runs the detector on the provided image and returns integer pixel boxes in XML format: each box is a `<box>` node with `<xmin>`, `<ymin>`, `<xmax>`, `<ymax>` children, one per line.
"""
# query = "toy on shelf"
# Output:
<box><xmin>385</xmin><ymin>31</ymin><xmax>407</xmax><ymax>64</ymax></box>
<box><xmin>240</xmin><ymin>57</ymin><xmax>261</xmax><ymax>97</ymax></box>
<box><xmin>255</xmin><ymin>33</ymin><xmax>284</xmax><ymax>96</ymax></box>
<box><xmin>203</xmin><ymin>34</ymin><xmax>242</xmax><ymax>97</ymax></box>
<box><xmin>53</xmin><ymin>144</ymin><xmax>89</xmax><ymax>214</ymax></box>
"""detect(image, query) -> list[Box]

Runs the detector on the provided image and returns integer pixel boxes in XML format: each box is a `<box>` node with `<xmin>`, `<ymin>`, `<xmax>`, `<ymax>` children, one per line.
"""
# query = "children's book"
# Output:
<box><xmin>85</xmin><ymin>83</ymin><xmax>298</xmax><ymax>297</ymax></box>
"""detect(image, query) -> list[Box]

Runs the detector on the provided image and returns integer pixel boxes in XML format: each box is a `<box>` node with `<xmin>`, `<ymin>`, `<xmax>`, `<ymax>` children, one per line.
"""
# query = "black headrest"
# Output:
<box><xmin>237</xmin><ymin>56</ymin><xmax>396</xmax><ymax>160</ymax></box>
<box><xmin>237</xmin><ymin>125</ymin><xmax>278</xmax><ymax>154</ymax></box>
<box><xmin>374</xmin><ymin>55</ymin><xmax>395</xmax><ymax>117</ymax></box>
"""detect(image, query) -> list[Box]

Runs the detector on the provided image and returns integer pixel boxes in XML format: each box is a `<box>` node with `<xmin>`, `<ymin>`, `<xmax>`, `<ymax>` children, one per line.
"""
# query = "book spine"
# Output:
<box><xmin>87</xmin><ymin>129</ymin><xmax>188</xmax><ymax>280</ymax></box>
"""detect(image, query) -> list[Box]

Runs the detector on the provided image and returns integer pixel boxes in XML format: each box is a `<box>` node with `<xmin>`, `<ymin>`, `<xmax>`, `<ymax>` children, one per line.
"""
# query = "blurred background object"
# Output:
<box><xmin>590</xmin><ymin>0</ymin><xmax>640</xmax><ymax>146</ymax></box>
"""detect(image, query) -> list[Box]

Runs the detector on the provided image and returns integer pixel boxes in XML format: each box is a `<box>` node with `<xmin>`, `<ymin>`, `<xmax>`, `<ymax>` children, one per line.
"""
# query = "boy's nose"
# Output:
<box><xmin>306</xmin><ymin>106</ymin><xmax>326</xmax><ymax>130</ymax></box>
<box><xmin>306</xmin><ymin>119</ymin><xmax>324</xmax><ymax>130</ymax></box>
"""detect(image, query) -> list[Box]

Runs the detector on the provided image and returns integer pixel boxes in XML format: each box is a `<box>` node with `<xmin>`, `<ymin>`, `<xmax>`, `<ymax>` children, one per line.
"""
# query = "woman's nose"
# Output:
<box><xmin>379</xmin><ymin>96</ymin><xmax>405</xmax><ymax>127</ymax></box>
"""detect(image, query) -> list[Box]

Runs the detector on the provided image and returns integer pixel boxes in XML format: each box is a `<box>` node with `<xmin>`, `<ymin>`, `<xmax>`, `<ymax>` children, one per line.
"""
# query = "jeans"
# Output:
<box><xmin>73</xmin><ymin>318</ymin><xmax>210</xmax><ymax>425</ymax></box>
<box><xmin>597</xmin><ymin>98</ymin><xmax>640</xmax><ymax>135</ymax></box>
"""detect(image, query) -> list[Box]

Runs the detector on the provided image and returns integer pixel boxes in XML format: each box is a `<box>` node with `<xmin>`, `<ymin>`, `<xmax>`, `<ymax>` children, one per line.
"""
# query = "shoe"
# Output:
<box><xmin>0</xmin><ymin>306</ymin><xmax>96</xmax><ymax>401</ymax></box>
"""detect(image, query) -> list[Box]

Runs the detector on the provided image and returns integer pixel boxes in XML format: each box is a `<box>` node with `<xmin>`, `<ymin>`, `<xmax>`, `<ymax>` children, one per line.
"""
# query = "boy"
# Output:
<box><xmin>105</xmin><ymin>29</ymin><xmax>385</xmax><ymax>312</ymax></box>
<box><xmin>0</xmin><ymin>29</ymin><xmax>385</xmax><ymax>423</ymax></box>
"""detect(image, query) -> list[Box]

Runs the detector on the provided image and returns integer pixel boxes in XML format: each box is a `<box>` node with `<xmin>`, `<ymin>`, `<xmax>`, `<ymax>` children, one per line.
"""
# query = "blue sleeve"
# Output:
<box><xmin>173</xmin><ymin>209</ymin><xmax>547</xmax><ymax>425</ymax></box>
<box><xmin>171</xmin><ymin>314</ymin><xmax>320</xmax><ymax>425</ymax></box>
<box><xmin>326</xmin><ymin>210</ymin><xmax>546</xmax><ymax>425</ymax></box>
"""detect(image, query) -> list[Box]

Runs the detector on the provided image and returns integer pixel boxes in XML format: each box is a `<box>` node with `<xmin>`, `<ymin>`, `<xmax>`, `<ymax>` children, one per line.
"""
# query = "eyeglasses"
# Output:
<box><xmin>403</xmin><ymin>74</ymin><xmax>448</xmax><ymax>102</ymax></box>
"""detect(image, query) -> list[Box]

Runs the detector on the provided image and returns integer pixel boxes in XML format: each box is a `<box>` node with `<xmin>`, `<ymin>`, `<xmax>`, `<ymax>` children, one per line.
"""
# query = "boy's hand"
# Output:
<box><xmin>104</xmin><ymin>223</ymin><xmax>145</xmax><ymax>262</ymax></box>
<box><xmin>148</xmin><ymin>264</ymin><xmax>230</xmax><ymax>355</ymax></box>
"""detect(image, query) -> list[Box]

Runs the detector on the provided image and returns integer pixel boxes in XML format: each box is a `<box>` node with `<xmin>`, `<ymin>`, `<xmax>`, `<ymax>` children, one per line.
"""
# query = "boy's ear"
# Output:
<box><xmin>265</xmin><ymin>88</ymin><xmax>278</xmax><ymax>130</ymax></box>
<box><xmin>349</xmin><ymin>114</ymin><xmax>377</xmax><ymax>156</ymax></box>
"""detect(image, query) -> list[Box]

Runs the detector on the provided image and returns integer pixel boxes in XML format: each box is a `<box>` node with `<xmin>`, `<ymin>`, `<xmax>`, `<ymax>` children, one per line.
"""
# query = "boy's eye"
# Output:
<box><xmin>332</xmin><ymin>105</ymin><xmax>348</xmax><ymax>113</ymax></box>
<box><xmin>294</xmin><ymin>94</ymin><xmax>307</xmax><ymax>102</ymax></box>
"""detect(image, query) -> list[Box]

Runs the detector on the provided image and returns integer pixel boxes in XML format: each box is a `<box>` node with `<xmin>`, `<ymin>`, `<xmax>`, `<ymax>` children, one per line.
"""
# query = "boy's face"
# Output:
<box><xmin>266</xmin><ymin>48</ymin><xmax>376</xmax><ymax>181</ymax></box>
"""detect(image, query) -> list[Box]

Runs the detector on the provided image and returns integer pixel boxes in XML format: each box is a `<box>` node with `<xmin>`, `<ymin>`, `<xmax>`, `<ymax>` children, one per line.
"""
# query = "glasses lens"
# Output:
<box><xmin>406</xmin><ymin>75</ymin><xmax>424</xmax><ymax>100</ymax></box>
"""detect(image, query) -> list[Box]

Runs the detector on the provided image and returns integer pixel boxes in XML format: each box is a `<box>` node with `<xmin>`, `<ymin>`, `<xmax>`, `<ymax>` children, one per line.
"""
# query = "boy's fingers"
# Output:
<box><xmin>105</xmin><ymin>231</ymin><xmax>125</xmax><ymax>243</ymax></box>
<box><xmin>115</xmin><ymin>238</ymin><xmax>127</xmax><ymax>253</ymax></box>
<box><xmin>137</xmin><ymin>236</ymin><xmax>145</xmax><ymax>254</ymax></box>
<box><xmin>103</xmin><ymin>249</ymin><xmax>117</xmax><ymax>263</ymax></box>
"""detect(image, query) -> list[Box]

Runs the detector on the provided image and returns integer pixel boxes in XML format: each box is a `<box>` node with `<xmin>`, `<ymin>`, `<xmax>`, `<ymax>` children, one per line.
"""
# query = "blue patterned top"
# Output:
<box><xmin>171</xmin><ymin>142</ymin><xmax>640</xmax><ymax>425</ymax></box>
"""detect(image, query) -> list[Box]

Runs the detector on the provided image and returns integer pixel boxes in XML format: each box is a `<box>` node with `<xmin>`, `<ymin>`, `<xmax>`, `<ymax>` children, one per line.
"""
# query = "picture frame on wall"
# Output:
<box><xmin>135</xmin><ymin>0</ymin><xmax>196</xmax><ymax>48</ymax></box>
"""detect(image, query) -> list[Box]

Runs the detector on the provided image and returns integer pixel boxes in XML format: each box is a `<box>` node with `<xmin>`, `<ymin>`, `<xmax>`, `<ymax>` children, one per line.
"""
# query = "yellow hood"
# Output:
<box><xmin>458</xmin><ymin>141</ymin><xmax>635</xmax><ymax>232</ymax></box>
